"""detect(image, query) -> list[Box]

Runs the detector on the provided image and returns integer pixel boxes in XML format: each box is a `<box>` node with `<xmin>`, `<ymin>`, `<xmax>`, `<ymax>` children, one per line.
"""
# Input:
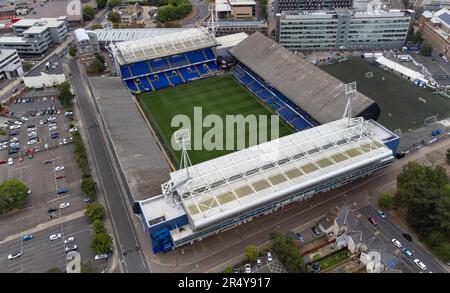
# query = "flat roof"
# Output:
<box><xmin>94</xmin><ymin>28</ymin><xmax>188</xmax><ymax>43</ymax></box>
<box><xmin>216</xmin><ymin>32</ymin><xmax>248</xmax><ymax>49</ymax></box>
<box><xmin>165</xmin><ymin>118</ymin><xmax>394</xmax><ymax>230</ymax></box>
<box><xmin>0</xmin><ymin>48</ymin><xmax>17</xmax><ymax>60</ymax></box>
<box><xmin>89</xmin><ymin>77</ymin><xmax>172</xmax><ymax>200</ymax></box>
<box><xmin>13</xmin><ymin>17</ymin><xmax>67</xmax><ymax>29</ymax></box>
<box><xmin>0</xmin><ymin>36</ymin><xmax>27</xmax><ymax>43</ymax></box>
<box><xmin>74</xmin><ymin>28</ymin><xmax>89</xmax><ymax>43</ymax></box>
<box><xmin>113</xmin><ymin>28</ymin><xmax>220</xmax><ymax>65</ymax></box>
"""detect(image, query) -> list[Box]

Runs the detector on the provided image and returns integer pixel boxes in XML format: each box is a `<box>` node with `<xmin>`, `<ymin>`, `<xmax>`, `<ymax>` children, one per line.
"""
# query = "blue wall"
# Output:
<box><xmin>384</xmin><ymin>137</ymin><xmax>400</xmax><ymax>156</ymax></box>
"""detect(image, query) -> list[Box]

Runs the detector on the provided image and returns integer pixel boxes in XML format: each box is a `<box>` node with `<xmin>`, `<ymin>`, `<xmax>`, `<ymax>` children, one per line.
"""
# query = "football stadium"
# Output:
<box><xmin>112</xmin><ymin>30</ymin><xmax>400</xmax><ymax>253</ymax></box>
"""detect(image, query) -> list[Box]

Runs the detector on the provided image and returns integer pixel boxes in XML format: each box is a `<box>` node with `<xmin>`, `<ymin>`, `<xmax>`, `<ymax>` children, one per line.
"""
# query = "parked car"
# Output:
<box><xmin>413</xmin><ymin>259</ymin><xmax>427</xmax><ymax>271</ymax></box>
<box><xmin>401</xmin><ymin>248</ymin><xmax>413</xmax><ymax>258</ymax></box>
<box><xmin>312</xmin><ymin>226</ymin><xmax>322</xmax><ymax>236</ymax></box>
<box><xmin>48</xmin><ymin>207</ymin><xmax>58</xmax><ymax>213</ymax></box>
<box><xmin>55</xmin><ymin>166</ymin><xmax>64</xmax><ymax>171</ymax></box>
<box><xmin>56</xmin><ymin>175</ymin><xmax>65</xmax><ymax>180</ymax></box>
<box><xmin>0</xmin><ymin>160</ymin><xmax>7</xmax><ymax>165</ymax></box>
<box><xmin>69</xmin><ymin>127</ymin><xmax>78</xmax><ymax>133</ymax></box>
<box><xmin>49</xmin><ymin>233</ymin><xmax>62</xmax><ymax>241</ymax></box>
<box><xmin>257</xmin><ymin>257</ymin><xmax>262</xmax><ymax>266</ymax></box>
<box><xmin>245</xmin><ymin>264</ymin><xmax>251</xmax><ymax>273</ymax></box>
<box><xmin>64</xmin><ymin>237</ymin><xmax>75</xmax><ymax>244</ymax></box>
<box><xmin>22</xmin><ymin>234</ymin><xmax>33</xmax><ymax>241</ymax></box>
<box><xmin>8</xmin><ymin>158</ymin><xmax>13</xmax><ymax>165</ymax></box>
<box><xmin>94</xmin><ymin>254</ymin><xmax>109</xmax><ymax>261</ymax></box>
<box><xmin>65</xmin><ymin>244</ymin><xmax>77</xmax><ymax>253</ymax></box>
<box><xmin>267</xmin><ymin>252</ymin><xmax>273</xmax><ymax>262</ymax></box>
<box><xmin>59</xmin><ymin>202</ymin><xmax>70</xmax><ymax>209</ymax></box>
<box><xmin>368</xmin><ymin>217</ymin><xmax>378</xmax><ymax>226</ymax></box>
<box><xmin>402</xmin><ymin>233</ymin><xmax>413</xmax><ymax>242</ymax></box>
<box><xmin>7</xmin><ymin>250</ymin><xmax>22</xmax><ymax>260</ymax></box>
<box><xmin>377</xmin><ymin>210</ymin><xmax>386</xmax><ymax>218</ymax></box>
<box><xmin>83</xmin><ymin>197</ymin><xmax>93</xmax><ymax>204</ymax></box>
<box><xmin>391</xmin><ymin>239</ymin><xmax>402</xmax><ymax>248</ymax></box>
<box><xmin>43</xmin><ymin>159</ymin><xmax>53</xmax><ymax>164</ymax></box>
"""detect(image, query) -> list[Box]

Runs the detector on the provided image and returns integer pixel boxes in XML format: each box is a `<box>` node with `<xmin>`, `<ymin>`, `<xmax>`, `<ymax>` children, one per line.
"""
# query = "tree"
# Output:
<box><xmin>85</xmin><ymin>202</ymin><xmax>106</xmax><ymax>222</ymax></box>
<box><xmin>87</xmin><ymin>56</ymin><xmax>105</xmax><ymax>74</ymax></box>
<box><xmin>91</xmin><ymin>231</ymin><xmax>112</xmax><ymax>254</ymax></box>
<box><xmin>90</xmin><ymin>24</ymin><xmax>103</xmax><ymax>30</ymax></box>
<box><xmin>107</xmin><ymin>11</ymin><xmax>121</xmax><ymax>23</ymax></box>
<box><xmin>270</xmin><ymin>231</ymin><xmax>306</xmax><ymax>273</ymax></box>
<box><xmin>224</xmin><ymin>267</ymin><xmax>233</xmax><ymax>273</ymax></box>
<box><xmin>379</xmin><ymin>192</ymin><xmax>394</xmax><ymax>209</ymax></box>
<box><xmin>57</xmin><ymin>81</ymin><xmax>75</xmax><ymax>107</ymax></box>
<box><xmin>107</xmin><ymin>0</ymin><xmax>122</xmax><ymax>10</ymax></box>
<box><xmin>83</xmin><ymin>5</ymin><xmax>95</xmax><ymax>21</ymax></box>
<box><xmin>156</xmin><ymin>0</ymin><xmax>192</xmax><ymax>23</ymax></box>
<box><xmin>81</xmin><ymin>177</ymin><xmax>97</xmax><ymax>198</ymax></box>
<box><xmin>69</xmin><ymin>45</ymin><xmax>77</xmax><ymax>57</ymax></box>
<box><xmin>22</xmin><ymin>61</ymin><xmax>33</xmax><ymax>71</ymax></box>
<box><xmin>97</xmin><ymin>0</ymin><xmax>108</xmax><ymax>9</ymax></box>
<box><xmin>420</xmin><ymin>43</ymin><xmax>432</xmax><ymax>56</ymax></box>
<box><xmin>92</xmin><ymin>219</ymin><xmax>107</xmax><ymax>234</ymax></box>
<box><xmin>0</xmin><ymin>179</ymin><xmax>29</xmax><ymax>214</ymax></box>
<box><xmin>245</xmin><ymin>245</ymin><xmax>258</xmax><ymax>263</ymax></box>
<box><xmin>446</xmin><ymin>149</ymin><xmax>450</xmax><ymax>164</ymax></box>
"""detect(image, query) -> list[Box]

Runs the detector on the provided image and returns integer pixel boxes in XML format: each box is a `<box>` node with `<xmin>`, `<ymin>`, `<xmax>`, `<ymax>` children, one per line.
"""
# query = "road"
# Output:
<box><xmin>179</xmin><ymin>0</ymin><xmax>209</xmax><ymax>27</ymax></box>
<box><xmin>360</xmin><ymin>205</ymin><xmax>445</xmax><ymax>273</ymax></box>
<box><xmin>67</xmin><ymin>58</ymin><xmax>149</xmax><ymax>273</ymax></box>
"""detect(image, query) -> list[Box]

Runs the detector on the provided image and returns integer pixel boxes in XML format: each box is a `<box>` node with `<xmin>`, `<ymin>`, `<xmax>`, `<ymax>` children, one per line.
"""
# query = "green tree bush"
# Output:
<box><xmin>245</xmin><ymin>245</ymin><xmax>258</xmax><ymax>263</ymax></box>
<box><xmin>91</xmin><ymin>231</ymin><xmax>112</xmax><ymax>254</ymax></box>
<box><xmin>83</xmin><ymin>5</ymin><xmax>95</xmax><ymax>21</ymax></box>
<box><xmin>0</xmin><ymin>179</ymin><xmax>29</xmax><ymax>214</ymax></box>
<box><xmin>85</xmin><ymin>202</ymin><xmax>106</xmax><ymax>222</ymax></box>
<box><xmin>379</xmin><ymin>192</ymin><xmax>394</xmax><ymax>209</ymax></box>
<box><xmin>81</xmin><ymin>177</ymin><xmax>97</xmax><ymax>198</ymax></box>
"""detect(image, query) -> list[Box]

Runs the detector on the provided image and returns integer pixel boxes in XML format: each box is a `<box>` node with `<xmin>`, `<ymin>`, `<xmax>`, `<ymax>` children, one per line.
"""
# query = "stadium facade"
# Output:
<box><xmin>138</xmin><ymin>117</ymin><xmax>399</xmax><ymax>253</ymax></box>
<box><xmin>276</xmin><ymin>9</ymin><xmax>413</xmax><ymax>50</ymax></box>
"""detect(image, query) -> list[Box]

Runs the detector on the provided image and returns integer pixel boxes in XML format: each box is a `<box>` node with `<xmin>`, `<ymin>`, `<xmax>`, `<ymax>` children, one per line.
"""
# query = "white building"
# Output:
<box><xmin>0</xmin><ymin>49</ymin><xmax>23</xmax><ymax>80</ymax></box>
<box><xmin>276</xmin><ymin>8</ymin><xmax>413</xmax><ymax>50</ymax></box>
<box><xmin>0</xmin><ymin>17</ymin><xmax>69</xmax><ymax>54</ymax></box>
<box><xmin>73</xmin><ymin>28</ymin><xmax>99</xmax><ymax>55</ymax></box>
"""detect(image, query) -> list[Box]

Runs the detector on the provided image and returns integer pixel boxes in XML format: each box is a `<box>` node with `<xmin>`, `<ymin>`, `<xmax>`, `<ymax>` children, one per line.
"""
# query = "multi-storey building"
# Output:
<box><xmin>0</xmin><ymin>17</ymin><xmax>68</xmax><ymax>54</ymax></box>
<box><xmin>418</xmin><ymin>8</ymin><xmax>450</xmax><ymax>58</ymax></box>
<box><xmin>276</xmin><ymin>8</ymin><xmax>413</xmax><ymax>50</ymax></box>
<box><xmin>274</xmin><ymin>0</ymin><xmax>353</xmax><ymax>13</ymax></box>
<box><xmin>216</xmin><ymin>20</ymin><xmax>268</xmax><ymax>36</ymax></box>
<box><xmin>216</xmin><ymin>0</ymin><xmax>257</xmax><ymax>20</ymax></box>
<box><xmin>0</xmin><ymin>48</ymin><xmax>22</xmax><ymax>80</ymax></box>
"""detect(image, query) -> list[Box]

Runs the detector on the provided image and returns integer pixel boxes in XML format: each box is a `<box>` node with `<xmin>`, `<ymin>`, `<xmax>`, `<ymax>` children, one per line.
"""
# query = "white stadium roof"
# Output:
<box><xmin>112</xmin><ymin>28</ymin><xmax>220</xmax><ymax>65</ymax></box>
<box><xmin>162</xmin><ymin>117</ymin><xmax>395</xmax><ymax>230</ymax></box>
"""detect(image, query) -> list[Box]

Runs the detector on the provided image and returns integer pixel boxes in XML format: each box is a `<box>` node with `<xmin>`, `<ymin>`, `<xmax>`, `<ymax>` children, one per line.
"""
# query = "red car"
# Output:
<box><xmin>368</xmin><ymin>217</ymin><xmax>378</xmax><ymax>226</ymax></box>
<box><xmin>56</xmin><ymin>175</ymin><xmax>65</xmax><ymax>180</ymax></box>
<box><xmin>0</xmin><ymin>160</ymin><xmax>7</xmax><ymax>165</ymax></box>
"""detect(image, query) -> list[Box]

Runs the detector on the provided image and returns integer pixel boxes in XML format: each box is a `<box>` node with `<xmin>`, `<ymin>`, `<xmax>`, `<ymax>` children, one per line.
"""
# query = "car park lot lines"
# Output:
<box><xmin>0</xmin><ymin>217</ymin><xmax>107</xmax><ymax>273</ymax></box>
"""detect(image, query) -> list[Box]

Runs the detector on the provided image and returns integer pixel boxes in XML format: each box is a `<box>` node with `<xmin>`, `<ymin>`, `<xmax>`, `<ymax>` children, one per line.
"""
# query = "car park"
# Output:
<box><xmin>65</xmin><ymin>244</ymin><xmax>77</xmax><ymax>253</ymax></box>
<box><xmin>64</xmin><ymin>237</ymin><xmax>75</xmax><ymax>244</ymax></box>
<box><xmin>59</xmin><ymin>202</ymin><xmax>70</xmax><ymax>209</ymax></box>
<box><xmin>368</xmin><ymin>217</ymin><xmax>378</xmax><ymax>226</ymax></box>
<box><xmin>391</xmin><ymin>239</ymin><xmax>402</xmax><ymax>248</ymax></box>
<box><xmin>401</xmin><ymin>248</ymin><xmax>413</xmax><ymax>258</ymax></box>
<box><xmin>22</xmin><ymin>234</ymin><xmax>33</xmax><ymax>241</ymax></box>
<box><xmin>7</xmin><ymin>250</ymin><xmax>22</xmax><ymax>260</ymax></box>
<box><xmin>49</xmin><ymin>233</ymin><xmax>62</xmax><ymax>241</ymax></box>
<box><xmin>414</xmin><ymin>259</ymin><xmax>427</xmax><ymax>271</ymax></box>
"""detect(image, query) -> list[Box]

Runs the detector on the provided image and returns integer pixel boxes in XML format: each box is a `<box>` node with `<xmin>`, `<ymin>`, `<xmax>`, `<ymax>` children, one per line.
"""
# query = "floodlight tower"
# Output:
<box><xmin>174</xmin><ymin>128</ymin><xmax>192</xmax><ymax>180</ymax></box>
<box><xmin>207</xmin><ymin>4</ymin><xmax>218</xmax><ymax>38</ymax></box>
<box><xmin>343</xmin><ymin>81</ymin><xmax>357</xmax><ymax>127</ymax></box>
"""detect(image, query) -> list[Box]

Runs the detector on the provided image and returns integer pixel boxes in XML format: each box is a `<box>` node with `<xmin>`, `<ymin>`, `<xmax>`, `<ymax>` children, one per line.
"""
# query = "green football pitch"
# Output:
<box><xmin>138</xmin><ymin>75</ymin><xmax>294</xmax><ymax>167</ymax></box>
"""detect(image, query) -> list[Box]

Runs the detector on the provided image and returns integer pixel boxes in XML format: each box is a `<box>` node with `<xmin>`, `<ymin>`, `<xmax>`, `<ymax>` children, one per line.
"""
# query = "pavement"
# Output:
<box><xmin>66</xmin><ymin>57</ymin><xmax>150</xmax><ymax>273</ymax></box>
<box><xmin>179</xmin><ymin>0</ymin><xmax>210</xmax><ymax>27</ymax></box>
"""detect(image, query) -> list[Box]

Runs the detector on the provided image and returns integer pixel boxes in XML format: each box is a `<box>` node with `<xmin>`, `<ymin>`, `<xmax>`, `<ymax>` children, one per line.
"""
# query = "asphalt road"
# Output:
<box><xmin>0</xmin><ymin>217</ymin><xmax>106</xmax><ymax>273</ymax></box>
<box><xmin>67</xmin><ymin>58</ymin><xmax>149</xmax><ymax>273</ymax></box>
<box><xmin>360</xmin><ymin>205</ymin><xmax>445</xmax><ymax>273</ymax></box>
<box><xmin>180</xmin><ymin>0</ymin><xmax>209</xmax><ymax>26</ymax></box>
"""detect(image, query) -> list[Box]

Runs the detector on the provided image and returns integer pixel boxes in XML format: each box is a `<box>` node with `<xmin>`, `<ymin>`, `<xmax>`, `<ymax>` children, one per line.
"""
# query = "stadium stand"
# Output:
<box><xmin>229</xmin><ymin>32</ymin><xmax>380</xmax><ymax>125</ymax></box>
<box><xmin>112</xmin><ymin>28</ymin><xmax>221</xmax><ymax>93</ymax></box>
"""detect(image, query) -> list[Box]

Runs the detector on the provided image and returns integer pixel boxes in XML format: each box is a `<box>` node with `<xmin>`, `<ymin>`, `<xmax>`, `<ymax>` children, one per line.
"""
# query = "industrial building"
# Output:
<box><xmin>276</xmin><ymin>8</ymin><xmax>413</xmax><ymax>50</ymax></box>
<box><xmin>139</xmin><ymin>117</ymin><xmax>399</xmax><ymax>253</ymax></box>
<box><xmin>0</xmin><ymin>17</ymin><xmax>68</xmax><ymax>54</ymax></box>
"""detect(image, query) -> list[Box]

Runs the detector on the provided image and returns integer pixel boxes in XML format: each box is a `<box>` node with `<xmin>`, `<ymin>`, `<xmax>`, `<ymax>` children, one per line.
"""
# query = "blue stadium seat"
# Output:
<box><xmin>129</xmin><ymin>62</ymin><xmax>151</xmax><ymax>76</ymax></box>
<box><xmin>204</xmin><ymin>48</ymin><xmax>215</xmax><ymax>60</ymax></box>
<box><xmin>125</xmin><ymin>79</ymin><xmax>139</xmax><ymax>92</ymax></box>
<box><xmin>207</xmin><ymin>61</ymin><xmax>218</xmax><ymax>71</ymax></box>
<box><xmin>149</xmin><ymin>73</ymin><xmax>170</xmax><ymax>90</ymax></box>
<box><xmin>248</xmin><ymin>82</ymin><xmax>262</xmax><ymax>93</ymax></box>
<box><xmin>150</xmin><ymin>58</ymin><xmax>170</xmax><ymax>72</ymax></box>
<box><xmin>137</xmin><ymin>77</ymin><xmax>152</xmax><ymax>91</ymax></box>
<box><xmin>256</xmin><ymin>89</ymin><xmax>273</xmax><ymax>101</ymax></box>
<box><xmin>179</xmin><ymin>67</ymin><xmax>200</xmax><ymax>81</ymax></box>
<box><xmin>168</xmin><ymin>54</ymin><xmax>189</xmax><ymax>68</ymax></box>
<box><xmin>120</xmin><ymin>66</ymin><xmax>132</xmax><ymax>79</ymax></box>
<box><xmin>291</xmin><ymin>118</ymin><xmax>311</xmax><ymax>131</ymax></box>
<box><xmin>196</xmin><ymin>64</ymin><xmax>208</xmax><ymax>75</ymax></box>
<box><xmin>187</xmin><ymin>50</ymin><xmax>206</xmax><ymax>64</ymax></box>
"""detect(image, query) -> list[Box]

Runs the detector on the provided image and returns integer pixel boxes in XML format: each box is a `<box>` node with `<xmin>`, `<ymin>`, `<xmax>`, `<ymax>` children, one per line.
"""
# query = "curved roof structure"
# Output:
<box><xmin>229</xmin><ymin>32</ymin><xmax>378</xmax><ymax>124</ymax></box>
